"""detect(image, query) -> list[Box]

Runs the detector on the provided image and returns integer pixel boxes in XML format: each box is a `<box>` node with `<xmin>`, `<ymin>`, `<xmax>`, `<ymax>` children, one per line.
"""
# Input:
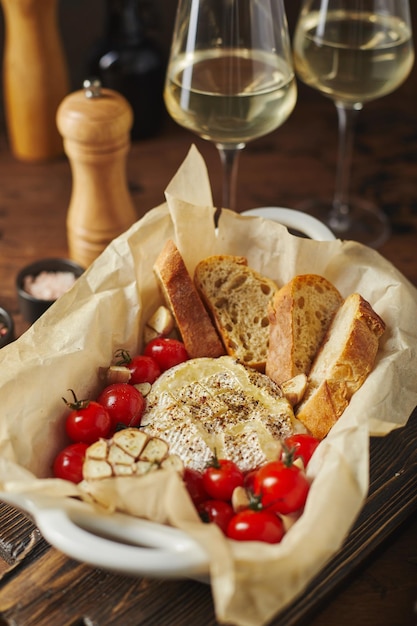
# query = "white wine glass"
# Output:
<box><xmin>164</xmin><ymin>0</ymin><xmax>297</xmax><ymax>212</ymax></box>
<box><xmin>293</xmin><ymin>0</ymin><xmax>414</xmax><ymax>247</ymax></box>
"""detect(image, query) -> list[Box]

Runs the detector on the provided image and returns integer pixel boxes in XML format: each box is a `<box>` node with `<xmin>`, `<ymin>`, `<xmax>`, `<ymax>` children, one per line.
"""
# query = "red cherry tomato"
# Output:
<box><xmin>253</xmin><ymin>460</ymin><xmax>310</xmax><ymax>515</ymax></box>
<box><xmin>183</xmin><ymin>468</ymin><xmax>208</xmax><ymax>507</ymax></box>
<box><xmin>227</xmin><ymin>509</ymin><xmax>285</xmax><ymax>544</ymax></box>
<box><xmin>128</xmin><ymin>354</ymin><xmax>161</xmax><ymax>384</ymax></box>
<box><xmin>114</xmin><ymin>349</ymin><xmax>161</xmax><ymax>385</ymax></box>
<box><xmin>202</xmin><ymin>457</ymin><xmax>244</xmax><ymax>502</ymax></box>
<box><xmin>199</xmin><ymin>500</ymin><xmax>234</xmax><ymax>534</ymax></box>
<box><xmin>244</xmin><ymin>469</ymin><xmax>258</xmax><ymax>493</ymax></box>
<box><xmin>97</xmin><ymin>383</ymin><xmax>145</xmax><ymax>429</ymax></box>
<box><xmin>282</xmin><ymin>433</ymin><xmax>320</xmax><ymax>468</ymax></box>
<box><xmin>65</xmin><ymin>399</ymin><xmax>111</xmax><ymax>444</ymax></box>
<box><xmin>144</xmin><ymin>337</ymin><xmax>189</xmax><ymax>372</ymax></box>
<box><xmin>53</xmin><ymin>442</ymin><xmax>88</xmax><ymax>484</ymax></box>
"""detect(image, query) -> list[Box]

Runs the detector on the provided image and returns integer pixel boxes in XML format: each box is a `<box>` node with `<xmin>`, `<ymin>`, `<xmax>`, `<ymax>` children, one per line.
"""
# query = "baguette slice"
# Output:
<box><xmin>266</xmin><ymin>274</ymin><xmax>343</xmax><ymax>385</ymax></box>
<box><xmin>295</xmin><ymin>293</ymin><xmax>386</xmax><ymax>439</ymax></box>
<box><xmin>194</xmin><ymin>255</ymin><xmax>278</xmax><ymax>371</ymax></box>
<box><xmin>153</xmin><ymin>240</ymin><xmax>225</xmax><ymax>359</ymax></box>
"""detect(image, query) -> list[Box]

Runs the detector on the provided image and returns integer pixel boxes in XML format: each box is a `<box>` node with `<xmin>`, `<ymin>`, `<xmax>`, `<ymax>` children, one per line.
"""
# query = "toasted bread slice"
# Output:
<box><xmin>295</xmin><ymin>293</ymin><xmax>386</xmax><ymax>439</ymax></box>
<box><xmin>266</xmin><ymin>274</ymin><xmax>343</xmax><ymax>385</ymax></box>
<box><xmin>194</xmin><ymin>255</ymin><xmax>278</xmax><ymax>371</ymax></box>
<box><xmin>153</xmin><ymin>240</ymin><xmax>225</xmax><ymax>359</ymax></box>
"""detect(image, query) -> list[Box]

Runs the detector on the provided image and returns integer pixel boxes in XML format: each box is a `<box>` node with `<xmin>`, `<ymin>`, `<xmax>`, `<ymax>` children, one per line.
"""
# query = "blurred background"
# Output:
<box><xmin>0</xmin><ymin>0</ymin><xmax>174</xmax><ymax>129</ymax></box>
<box><xmin>0</xmin><ymin>0</ymin><xmax>415</xmax><ymax>138</ymax></box>
<box><xmin>0</xmin><ymin>0</ymin><xmax>340</xmax><ymax>132</ymax></box>
<box><xmin>0</xmin><ymin>0</ymin><xmax>416</xmax><ymax>228</ymax></box>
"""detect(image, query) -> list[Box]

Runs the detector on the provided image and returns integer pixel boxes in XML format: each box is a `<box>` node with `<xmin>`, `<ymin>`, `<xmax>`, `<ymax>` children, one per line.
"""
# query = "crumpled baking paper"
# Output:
<box><xmin>0</xmin><ymin>145</ymin><xmax>416</xmax><ymax>626</ymax></box>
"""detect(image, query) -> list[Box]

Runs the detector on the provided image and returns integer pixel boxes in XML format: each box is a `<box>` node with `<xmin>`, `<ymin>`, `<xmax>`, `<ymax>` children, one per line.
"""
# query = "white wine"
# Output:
<box><xmin>164</xmin><ymin>49</ymin><xmax>297</xmax><ymax>144</ymax></box>
<box><xmin>294</xmin><ymin>10</ymin><xmax>414</xmax><ymax>104</ymax></box>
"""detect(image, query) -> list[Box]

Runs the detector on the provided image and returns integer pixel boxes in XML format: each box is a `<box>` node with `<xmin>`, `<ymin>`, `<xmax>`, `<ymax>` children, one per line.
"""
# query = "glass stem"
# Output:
<box><xmin>329</xmin><ymin>101</ymin><xmax>362</xmax><ymax>232</ymax></box>
<box><xmin>216</xmin><ymin>143</ymin><xmax>245</xmax><ymax>212</ymax></box>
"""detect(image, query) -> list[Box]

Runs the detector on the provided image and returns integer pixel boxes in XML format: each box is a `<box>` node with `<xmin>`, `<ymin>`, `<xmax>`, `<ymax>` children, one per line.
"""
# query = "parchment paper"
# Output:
<box><xmin>0</xmin><ymin>145</ymin><xmax>416</xmax><ymax>626</ymax></box>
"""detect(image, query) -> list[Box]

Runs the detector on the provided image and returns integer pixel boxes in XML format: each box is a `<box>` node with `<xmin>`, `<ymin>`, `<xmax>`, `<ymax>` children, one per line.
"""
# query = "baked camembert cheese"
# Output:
<box><xmin>140</xmin><ymin>356</ymin><xmax>302</xmax><ymax>473</ymax></box>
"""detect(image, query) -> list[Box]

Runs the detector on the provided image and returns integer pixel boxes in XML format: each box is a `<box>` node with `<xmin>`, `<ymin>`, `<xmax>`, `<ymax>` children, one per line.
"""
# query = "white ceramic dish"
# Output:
<box><xmin>241</xmin><ymin>207</ymin><xmax>336</xmax><ymax>241</ymax></box>
<box><xmin>0</xmin><ymin>208</ymin><xmax>334</xmax><ymax>580</ymax></box>
<box><xmin>0</xmin><ymin>491</ymin><xmax>210</xmax><ymax>579</ymax></box>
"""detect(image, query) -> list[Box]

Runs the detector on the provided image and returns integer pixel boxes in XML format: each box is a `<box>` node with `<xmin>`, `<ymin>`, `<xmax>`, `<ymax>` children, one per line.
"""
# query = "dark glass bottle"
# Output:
<box><xmin>90</xmin><ymin>0</ymin><xmax>165</xmax><ymax>140</ymax></box>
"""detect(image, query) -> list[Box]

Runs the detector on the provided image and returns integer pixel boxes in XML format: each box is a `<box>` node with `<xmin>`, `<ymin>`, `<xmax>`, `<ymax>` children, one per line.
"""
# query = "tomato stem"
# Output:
<box><xmin>114</xmin><ymin>348</ymin><xmax>132</xmax><ymax>367</ymax></box>
<box><xmin>247</xmin><ymin>492</ymin><xmax>264</xmax><ymax>511</ymax></box>
<box><xmin>206</xmin><ymin>448</ymin><xmax>221</xmax><ymax>470</ymax></box>
<box><xmin>280</xmin><ymin>443</ymin><xmax>297</xmax><ymax>467</ymax></box>
<box><xmin>62</xmin><ymin>389</ymin><xmax>90</xmax><ymax>411</ymax></box>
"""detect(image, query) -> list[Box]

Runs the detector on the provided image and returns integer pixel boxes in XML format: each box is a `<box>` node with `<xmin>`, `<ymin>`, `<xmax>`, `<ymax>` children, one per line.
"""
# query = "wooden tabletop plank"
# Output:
<box><xmin>275</xmin><ymin>408</ymin><xmax>417</xmax><ymax>625</ymax></box>
<box><xmin>0</xmin><ymin>502</ymin><xmax>42</xmax><ymax>579</ymax></box>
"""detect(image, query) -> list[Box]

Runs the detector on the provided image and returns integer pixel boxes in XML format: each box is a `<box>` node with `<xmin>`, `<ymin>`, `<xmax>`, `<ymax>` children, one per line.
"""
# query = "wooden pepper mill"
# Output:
<box><xmin>0</xmin><ymin>0</ymin><xmax>70</xmax><ymax>161</ymax></box>
<box><xmin>56</xmin><ymin>79</ymin><xmax>137</xmax><ymax>268</ymax></box>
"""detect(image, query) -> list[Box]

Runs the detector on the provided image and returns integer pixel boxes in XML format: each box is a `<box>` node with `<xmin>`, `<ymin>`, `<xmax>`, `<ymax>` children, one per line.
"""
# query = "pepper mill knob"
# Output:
<box><xmin>83</xmin><ymin>78</ymin><xmax>102</xmax><ymax>99</ymax></box>
<box><xmin>56</xmin><ymin>81</ymin><xmax>137</xmax><ymax>268</ymax></box>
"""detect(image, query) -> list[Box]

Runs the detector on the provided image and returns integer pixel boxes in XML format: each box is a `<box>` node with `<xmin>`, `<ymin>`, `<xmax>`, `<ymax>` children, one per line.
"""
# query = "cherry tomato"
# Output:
<box><xmin>114</xmin><ymin>349</ymin><xmax>161</xmax><ymax>385</ymax></box>
<box><xmin>65</xmin><ymin>398</ymin><xmax>111</xmax><ymax>444</ymax></box>
<box><xmin>253</xmin><ymin>460</ymin><xmax>310</xmax><ymax>515</ymax></box>
<box><xmin>53</xmin><ymin>442</ymin><xmax>88</xmax><ymax>484</ymax></box>
<box><xmin>282</xmin><ymin>433</ymin><xmax>320</xmax><ymax>468</ymax></box>
<box><xmin>199</xmin><ymin>500</ymin><xmax>234</xmax><ymax>534</ymax></box>
<box><xmin>202</xmin><ymin>457</ymin><xmax>244</xmax><ymax>502</ymax></box>
<box><xmin>97</xmin><ymin>383</ymin><xmax>145</xmax><ymax>429</ymax></box>
<box><xmin>227</xmin><ymin>509</ymin><xmax>285</xmax><ymax>544</ymax></box>
<box><xmin>144</xmin><ymin>337</ymin><xmax>189</xmax><ymax>372</ymax></box>
<box><xmin>129</xmin><ymin>355</ymin><xmax>161</xmax><ymax>384</ymax></box>
<box><xmin>183</xmin><ymin>468</ymin><xmax>208</xmax><ymax>507</ymax></box>
<box><xmin>244</xmin><ymin>469</ymin><xmax>258</xmax><ymax>493</ymax></box>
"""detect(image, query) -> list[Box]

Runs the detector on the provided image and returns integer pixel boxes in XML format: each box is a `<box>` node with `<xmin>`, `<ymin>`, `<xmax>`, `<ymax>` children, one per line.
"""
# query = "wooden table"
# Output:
<box><xmin>0</xmin><ymin>78</ymin><xmax>416</xmax><ymax>625</ymax></box>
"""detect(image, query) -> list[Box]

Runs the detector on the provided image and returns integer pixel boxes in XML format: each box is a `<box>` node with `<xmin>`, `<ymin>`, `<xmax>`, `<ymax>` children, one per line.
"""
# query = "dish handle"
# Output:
<box><xmin>241</xmin><ymin>207</ymin><xmax>336</xmax><ymax>241</ymax></box>
<box><xmin>0</xmin><ymin>492</ymin><xmax>209</xmax><ymax>579</ymax></box>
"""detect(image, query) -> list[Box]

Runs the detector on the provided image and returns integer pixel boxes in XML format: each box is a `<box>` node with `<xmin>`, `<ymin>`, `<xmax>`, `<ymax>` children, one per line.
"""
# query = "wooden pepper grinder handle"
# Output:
<box><xmin>56</xmin><ymin>79</ymin><xmax>137</xmax><ymax>268</ymax></box>
<box><xmin>0</xmin><ymin>0</ymin><xmax>70</xmax><ymax>161</ymax></box>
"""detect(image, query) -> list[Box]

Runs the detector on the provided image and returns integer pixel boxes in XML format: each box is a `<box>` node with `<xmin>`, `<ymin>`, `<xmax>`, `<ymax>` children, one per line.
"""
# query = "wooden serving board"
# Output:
<box><xmin>274</xmin><ymin>405</ymin><xmax>417</xmax><ymax>626</ymax></box>
<box><xmin>0</xmin><ymin>502</ymin><xmax>42</xmax><ymax>578</ymax></box>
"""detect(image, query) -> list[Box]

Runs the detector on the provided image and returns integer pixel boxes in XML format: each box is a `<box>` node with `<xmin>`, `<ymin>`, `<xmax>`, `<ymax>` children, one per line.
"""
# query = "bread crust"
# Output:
<box><xmin>153</xmin><ymin>240</ymin><xmax>225</xmax><ymax>359</ymax></box>
<box><xmin>266</xmin><ymin>274</ymin><xmax>343</xmax><ymax>385</ymax></box>
<box><xmin>295</xmin><ymin>293</ymin><xmax>386</xmax><ymax>439</ymax></box>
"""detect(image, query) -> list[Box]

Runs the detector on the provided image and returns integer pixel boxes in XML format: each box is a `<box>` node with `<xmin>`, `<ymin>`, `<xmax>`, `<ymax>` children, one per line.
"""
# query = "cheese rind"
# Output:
<box><xmin>141</xmin><ymin>356</ymin><xmax>298</xmax><ymax>473</ymax></box>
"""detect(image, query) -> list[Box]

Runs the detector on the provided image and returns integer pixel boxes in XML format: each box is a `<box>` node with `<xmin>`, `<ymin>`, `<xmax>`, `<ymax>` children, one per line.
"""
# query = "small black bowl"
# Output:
<box><xmin>16</xmin><ymin>258</ymin><xmax>84</xmax><ymax>324</ymax></box>
<box><xmin>0</xmin><ymin>306</ymin><xmax>15</xmax><ymax>348</ymax></box>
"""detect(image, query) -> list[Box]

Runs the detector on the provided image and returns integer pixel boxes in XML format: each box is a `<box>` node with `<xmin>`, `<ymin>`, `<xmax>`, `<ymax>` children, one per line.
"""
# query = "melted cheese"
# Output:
<box><xmin>141</xmin><ymin>356</ymin><xmax>296</xmax><ymax>472</ymax></box>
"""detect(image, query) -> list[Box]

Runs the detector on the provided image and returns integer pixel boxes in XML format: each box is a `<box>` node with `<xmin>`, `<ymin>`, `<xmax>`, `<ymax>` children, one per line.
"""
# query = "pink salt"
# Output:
<box><xmin>23</xmin><ymin>271</ymin><xmax>77</xmax><ymax>300</ymax></box>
